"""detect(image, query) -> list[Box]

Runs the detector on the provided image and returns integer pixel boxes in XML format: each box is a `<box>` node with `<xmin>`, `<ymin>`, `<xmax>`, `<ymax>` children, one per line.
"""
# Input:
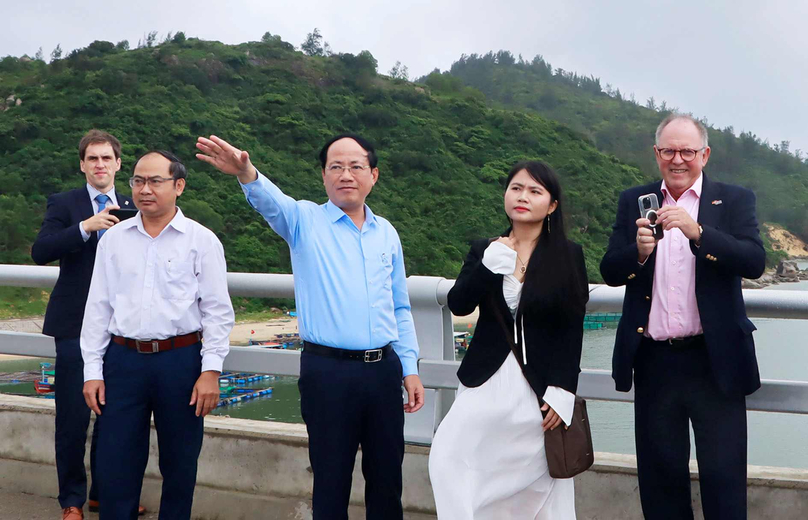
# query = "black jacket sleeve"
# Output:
<box><xmin>31</xmin><ymin>194</ymin><xmax>87</xmax><ymax>265</ymax></box>
<box><xmin>447</xmin><ymin>239</ymin><xmax>501</xmax><ymax>317</ymax></box>
<box><xmin>545</xmin><ymin>243</ymin><xmax>588</xmax><ymax>393</ymax></box>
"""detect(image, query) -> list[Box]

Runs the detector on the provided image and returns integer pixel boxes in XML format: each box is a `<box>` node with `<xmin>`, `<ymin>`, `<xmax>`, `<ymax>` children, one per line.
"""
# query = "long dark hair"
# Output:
<box><xmin>504</xmin><ymin>161</ymin><xmax>584</xmax><ymax>315</ymax></box>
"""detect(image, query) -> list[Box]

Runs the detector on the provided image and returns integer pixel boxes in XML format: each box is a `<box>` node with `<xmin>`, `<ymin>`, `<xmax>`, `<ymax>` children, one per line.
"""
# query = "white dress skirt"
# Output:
<box><xmin>428</xmin><ymin>351</ymin><xmax>576</xmax><ymax>519</ymax></box>
<box><xmin>429</xmin><ymin>241</ymin><xmax>576</xmax><ymax>519</ymax></box>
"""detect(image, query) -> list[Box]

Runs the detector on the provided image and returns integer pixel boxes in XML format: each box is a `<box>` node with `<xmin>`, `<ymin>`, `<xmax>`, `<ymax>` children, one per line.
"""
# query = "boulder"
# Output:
<box><xmin>742</xmin><ymin>279</ymin><xmax>763</xmax><ymax>289</ymax></box>
<box><xmin>776</xmin><ymin>260</ymin><xmax>799</xmax><ymax>278</ymax></box>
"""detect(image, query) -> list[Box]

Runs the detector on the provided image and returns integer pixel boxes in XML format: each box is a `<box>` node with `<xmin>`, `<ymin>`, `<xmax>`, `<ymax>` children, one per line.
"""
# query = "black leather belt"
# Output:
<box><xmin>303</xmin><ymin>341</ymin><xmax>391</xmax><ymax>363</ymax></box>
<box><xmin>647</xmin><ymin>334</ymin><xmax>705</xmax><ymax>348</ymax></box>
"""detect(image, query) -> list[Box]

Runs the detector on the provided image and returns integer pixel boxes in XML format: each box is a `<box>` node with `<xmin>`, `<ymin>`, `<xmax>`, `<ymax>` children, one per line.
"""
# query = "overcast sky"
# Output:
<box><xmin>4</xmin><ymin>0</ymin><xmax>807</xmax><ymax>156</ymax></box>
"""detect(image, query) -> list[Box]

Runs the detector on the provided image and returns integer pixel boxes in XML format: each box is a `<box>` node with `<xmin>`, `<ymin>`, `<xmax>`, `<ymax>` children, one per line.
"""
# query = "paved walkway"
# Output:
<box><xmin>0</xmin><ymin>489</ymin><xmax>159</xmax><ymax>520</ymax></box>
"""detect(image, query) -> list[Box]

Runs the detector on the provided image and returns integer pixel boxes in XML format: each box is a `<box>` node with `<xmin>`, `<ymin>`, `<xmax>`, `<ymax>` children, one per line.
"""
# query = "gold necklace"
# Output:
<box><xmin>516</xmin><ymin>254</ymin><xmax>528</xmax><ymax>274</ymax></box>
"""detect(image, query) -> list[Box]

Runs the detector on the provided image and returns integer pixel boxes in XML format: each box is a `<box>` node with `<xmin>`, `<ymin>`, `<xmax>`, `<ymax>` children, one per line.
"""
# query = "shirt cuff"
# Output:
<box><xmin>542</xmin><ymin>385</ymin><xmax>576</xmax><ymax>427</ymax></box>
<box><xmin>238</xmin><ymin>169</ymin><xmax>262</xmax><ymax>187</ymax></box>
<box><xmin>79</xmin><ymin>221</ymin><xmax>90</xmax><ymax>242</ymax></box>
<box><xmin>482</xmin><ymin>241</ymin><xmax>517</xmax><ymax>274</ymax></box>
<box><xmin>83</xmin><ymin>362</ymin><xmax>104</xmax><ymax>382</ymax></box>
<box><xmin>201</xmin><ymin>353</ymin><xmax>225</xmax><ymax>374</ymax></box>
<box><xmin>400</xmin><ymin>356</ymin><xmax>418</xmax><ymax>378</ymax></box>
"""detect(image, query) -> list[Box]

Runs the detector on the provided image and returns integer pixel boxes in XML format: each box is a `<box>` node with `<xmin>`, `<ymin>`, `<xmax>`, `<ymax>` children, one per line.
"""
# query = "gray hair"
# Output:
<box><xmin>655</xmin><ymin>113</ymin><xmax>709</xmax><ymax>148</ymax></box>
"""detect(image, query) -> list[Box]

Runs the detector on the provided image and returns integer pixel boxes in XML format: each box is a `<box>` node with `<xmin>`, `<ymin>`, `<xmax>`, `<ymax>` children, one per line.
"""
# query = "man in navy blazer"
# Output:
<box><xmin>600</xmin><ymin>115</ymin><xmax>764</xmax><ymax>519</ymax></box>
<box><xmin>31</xmin><ymin>130</ymin><xmax>140</xmax><ymax>520</ymax></box>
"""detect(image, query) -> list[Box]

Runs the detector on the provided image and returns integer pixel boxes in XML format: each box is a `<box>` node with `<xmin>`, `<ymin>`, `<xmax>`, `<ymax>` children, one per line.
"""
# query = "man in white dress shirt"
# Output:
<box><xmin>81</xmin><ymin>150</ymin><xmax>234</xmax><ymax>520</ymax></box>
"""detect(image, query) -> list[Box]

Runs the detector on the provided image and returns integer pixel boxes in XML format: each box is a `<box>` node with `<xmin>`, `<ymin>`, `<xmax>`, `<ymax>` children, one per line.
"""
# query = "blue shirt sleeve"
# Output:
<box><xmin>240</xmin><ymin>171</ymin><xmax>303</xmax><ymax>247</ymax></box>
<box><xmin>389</xmin><ymin>231</ymin><xmax>419</xmax><ymax>377</ymax></box>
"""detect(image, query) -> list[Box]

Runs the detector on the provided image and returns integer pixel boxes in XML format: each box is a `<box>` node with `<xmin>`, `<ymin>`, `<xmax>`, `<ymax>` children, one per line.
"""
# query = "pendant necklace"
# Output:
<box><xmin>516</xmin><ymin>254</ymin><xmax>527</xmax><ymax>274</ymax></box>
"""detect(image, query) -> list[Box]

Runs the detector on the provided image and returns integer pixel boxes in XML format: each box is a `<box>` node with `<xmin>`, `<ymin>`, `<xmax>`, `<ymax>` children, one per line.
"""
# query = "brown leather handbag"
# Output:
<box><xmin>490</xmin><ymin>292</ymin><xmax>595</xmax><ymax>479</ymax></box>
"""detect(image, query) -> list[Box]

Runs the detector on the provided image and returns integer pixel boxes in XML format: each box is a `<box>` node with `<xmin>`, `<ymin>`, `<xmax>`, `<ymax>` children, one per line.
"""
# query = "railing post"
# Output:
<box><xmin>405</xmin><ymin>276</ymin><xmax>455</xmax><ymax>444</ymax></box>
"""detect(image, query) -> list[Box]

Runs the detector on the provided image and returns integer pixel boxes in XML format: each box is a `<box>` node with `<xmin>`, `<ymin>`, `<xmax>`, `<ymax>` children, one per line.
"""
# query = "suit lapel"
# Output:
<box><xmin>696</xmin><ymin>173</ymin><xmax>721</xmax><ymax>230</ymax></box>
<box><xmin>77</xmin><ymin>186</ymin><xmax>94</xmax><ymax>221</ymax></box>
<box><xmin>694</xmin><ymin>173</ymin><xmax>721</xmax><ymax>284</ymax></box>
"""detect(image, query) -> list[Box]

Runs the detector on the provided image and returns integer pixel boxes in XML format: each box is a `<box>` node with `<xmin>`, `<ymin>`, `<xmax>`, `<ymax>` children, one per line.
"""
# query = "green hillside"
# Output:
<box><xmin>0</xmin><ymin>35</ymin><xmax>647</xmax><ymax>301</ymax></box>
<box><xmin>441</xmin><ymin>52</ymin><xmax>808</xmax><ymax>255</ymax></box>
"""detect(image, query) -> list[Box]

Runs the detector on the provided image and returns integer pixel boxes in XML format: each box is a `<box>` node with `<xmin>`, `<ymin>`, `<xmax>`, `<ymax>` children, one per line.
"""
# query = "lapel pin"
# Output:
<box><xmin>711</xmin><ymin>200</ymin><xmax>723</xmax><ymax>205</ymax></box>
<box><xmin>125</xmin><ymin>200</ymin><xmax>129</xmax><ymax>205</ymax></box>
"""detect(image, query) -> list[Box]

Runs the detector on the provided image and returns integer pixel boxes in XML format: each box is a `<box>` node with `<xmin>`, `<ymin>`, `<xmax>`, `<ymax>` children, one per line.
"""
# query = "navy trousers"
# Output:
<box><xmin>54</xmin><ymin>337</ymin><xmax>99</xmax><ymax>509</ymax></box>
<box><xmin>298</xmin><ymin>349</ymin><xmax>405</xmax><ymax>520</ymax></box>
<box><xmin>96</xmin><ymin>342</ymin><xmax>204</xmax><ymax>520</ymax></box>
<box><xmin>634</xmin><ymin>337</ymin><xmax>748</xmax><ymax>520</ymax></box>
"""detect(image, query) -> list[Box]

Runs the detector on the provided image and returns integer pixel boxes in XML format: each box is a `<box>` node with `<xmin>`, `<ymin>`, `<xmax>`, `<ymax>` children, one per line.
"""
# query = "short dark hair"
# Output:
<box><xmin>318</xmin><ymin>134</ymin><xmax>378</xmax><ymax>169</ymax></box>
<box><xmin>132</xmin><ymin>150</ymin><xmax>188</xmax><ymax>181</ymax></box>
<box><xmin>79</xmin><ymin>129</ymin><xmax>122</xmax><ymax>160</ymax></box>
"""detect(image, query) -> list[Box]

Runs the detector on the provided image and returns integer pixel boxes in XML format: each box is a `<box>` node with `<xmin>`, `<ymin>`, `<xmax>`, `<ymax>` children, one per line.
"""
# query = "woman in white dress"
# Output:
<box><xmin>429</xmin><ymin>160</ymin><xmax>589</xmax><ymax>519</ymax></box>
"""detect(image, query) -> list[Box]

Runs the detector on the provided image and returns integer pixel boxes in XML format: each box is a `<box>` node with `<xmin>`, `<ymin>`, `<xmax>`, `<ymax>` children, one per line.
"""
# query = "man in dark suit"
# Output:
<box><xmin>31</xmin><ymin>130</ymin><xmax>141</xmax><ymax>520</ymax></box>
<box><xmin>600</xmin><ymin>114</ymin><xmax>765</xmax><ymax>519</ymax></box>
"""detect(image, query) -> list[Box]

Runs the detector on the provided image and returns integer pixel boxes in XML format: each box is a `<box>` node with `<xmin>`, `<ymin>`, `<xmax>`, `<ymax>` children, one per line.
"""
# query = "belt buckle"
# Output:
<box><xmin>363</xmin><ymin>348</ymin><xmax>383</xmax><ymax>363</ymax></box>
<box><xmin>136</xmin><ymin>340</ymin><xmax>160</xmax><ymax>354</ymax></box>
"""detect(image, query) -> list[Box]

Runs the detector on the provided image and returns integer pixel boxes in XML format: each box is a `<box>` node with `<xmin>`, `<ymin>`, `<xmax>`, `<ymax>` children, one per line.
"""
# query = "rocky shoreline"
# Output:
<box><xmin>742</xmin><ymin>259</ymin><xmax>808</xmax><ymax>289</ymax></box>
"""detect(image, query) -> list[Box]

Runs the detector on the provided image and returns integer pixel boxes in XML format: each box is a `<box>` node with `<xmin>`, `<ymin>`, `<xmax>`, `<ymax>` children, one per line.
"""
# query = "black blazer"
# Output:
<box><xmin>600</xmin><ymin>174</ymin><xmax>765</xmax><ymax>397</ymax></box>
<box><xmin>448</xmin><ymin>238</ymin><xmax>589</xmax><ymax>398</ymax></box>
<box><xmin>31</xmin><ymin>186</ymin><xmax>133</xmax><ymax>339</ymax></box>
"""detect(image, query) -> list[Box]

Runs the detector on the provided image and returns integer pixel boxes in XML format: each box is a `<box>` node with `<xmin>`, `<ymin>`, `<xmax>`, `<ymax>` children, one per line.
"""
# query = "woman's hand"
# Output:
<box><xmin>541</xmin><ymin>402</ymin><xmax>566</xmax><ymax>431</ymax></box>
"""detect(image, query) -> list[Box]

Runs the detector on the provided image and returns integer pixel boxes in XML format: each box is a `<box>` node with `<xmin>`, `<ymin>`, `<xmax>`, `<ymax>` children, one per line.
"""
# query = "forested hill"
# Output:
<box><xmin>0</xmin><ymin>36</ymin><xmax>648</xmax><ymax>283</ymax></box>
<box><xmin>440</xmin><ymin>52</ymin><xmax>808</xmax><ymax>247</ymax></box>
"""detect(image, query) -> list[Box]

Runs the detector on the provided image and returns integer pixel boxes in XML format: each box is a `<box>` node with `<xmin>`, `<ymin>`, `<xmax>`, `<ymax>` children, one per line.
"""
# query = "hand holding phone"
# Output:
<box><xmin>109</xmin><ymin>208</ymin><xmax>138</xmax><ymax>222</ymax></box>
<box><xmin>638</xmin><ymin>194</ymin><xmax>664</xmax><ymax>240</ymax></box>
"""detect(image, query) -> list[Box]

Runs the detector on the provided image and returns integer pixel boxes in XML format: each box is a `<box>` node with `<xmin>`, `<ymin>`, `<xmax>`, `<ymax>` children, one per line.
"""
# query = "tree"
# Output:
<box><xmin>388</xmin><ymin>61</ymin><xmax>409</xmax><ymax>81</ymax></box>
<box><xmin>323</xmin><ymin>42</ymin><xmax>333</xmax><ymax>57</ymax></box>
<box><xmin>145</xmin><ymin>31</ymin><xmax>158</xmax><ymax>48</ymax></box>
<box><xmin>116</xmin><ymin>40</ymin><xmax>130</xmax><ymax>51</ymax></box>
<box><xmin>34</xmin><ymin>47</ymin><xmax>44</xmax><ymax>61</ymax></box>
<box><xmin>173</xmin><ymin>32</ymin><xmax>186</xmax><ymax>44</ymax></box>
<box><xmin>301</xmin><ymin>28</ymin><xmax>324</xmax><ymax>56</ymax></box>
<box><xmin>50</xmin><ymin>44</ymin><xmax>62</xmax><ymax>61</ymax></box>
<box><xmin>645</xmin><ymin>96</ymin><xmax>657</xmax><ymax>110</ymax></box>
<box><xmin>163</xmin><ymin>32</ymin><xmax>173</xmax><ymax>44</ymax></box>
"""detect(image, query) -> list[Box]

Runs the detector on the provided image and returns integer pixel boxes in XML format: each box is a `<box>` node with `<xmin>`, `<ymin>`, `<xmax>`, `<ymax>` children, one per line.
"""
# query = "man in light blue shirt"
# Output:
<box><xmin>196</xmin><ymin>133</ymin><xmax>423</xmax><ymax>519</ymax></box>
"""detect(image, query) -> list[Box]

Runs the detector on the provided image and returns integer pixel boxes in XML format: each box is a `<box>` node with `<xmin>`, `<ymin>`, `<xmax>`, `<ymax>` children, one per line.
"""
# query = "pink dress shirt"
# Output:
<box><xmin>647</xmin><ymin>174</ymin><xmax>704</xmax><ymax>341</ymax></box>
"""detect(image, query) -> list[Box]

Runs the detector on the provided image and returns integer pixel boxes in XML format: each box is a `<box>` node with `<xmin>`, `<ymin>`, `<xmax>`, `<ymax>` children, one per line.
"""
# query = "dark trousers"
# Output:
<box><xmin>55</xmin><ymin>337</ymin><xmax>99</xmax><ymax>509</ymax></box>
<box><xmin>298</xmin><ymin>349</ymin><xmax>405</xmax><ymax>520</ymax></box>
<box><xmin>634</xmin><ymin>337</ymin><xmax>748</xmax><ymax>520</ymax></box>
<box><xmin>96</xmin><ymin>342</ymin><xmax>204</xmax><ymax>520</ymax></box>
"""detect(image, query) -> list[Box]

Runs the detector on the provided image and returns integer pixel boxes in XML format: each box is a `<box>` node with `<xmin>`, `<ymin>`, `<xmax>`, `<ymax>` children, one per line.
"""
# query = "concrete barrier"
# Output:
<box><xmin>1</xmin><ymin>394</ymin><xmax>806</xmax><ymax>519</ymax></box>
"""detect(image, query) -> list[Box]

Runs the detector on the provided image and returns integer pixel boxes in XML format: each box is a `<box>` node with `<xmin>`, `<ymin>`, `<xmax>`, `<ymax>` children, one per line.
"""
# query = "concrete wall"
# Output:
<box><xmin>1</xmin><ymin>394</ymin><xmax>806</xmax><ymax>519</ymax></box>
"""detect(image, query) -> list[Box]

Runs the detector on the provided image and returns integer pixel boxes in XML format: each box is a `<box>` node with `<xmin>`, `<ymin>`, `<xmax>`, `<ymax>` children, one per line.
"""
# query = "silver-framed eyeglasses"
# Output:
<box><xmin>657</xmin><ymin>147</ymin><xmax>705</xmax><ymax>161</ymax></box>
<box><xmin>129</xmin><ymin>176</ymin><xmax>175</xmax><ymax>188</ymax></box>
<box><xmin>326</xmin><ymin>164</ymin><xmax>370</xmax><ymax>175</ymax></box>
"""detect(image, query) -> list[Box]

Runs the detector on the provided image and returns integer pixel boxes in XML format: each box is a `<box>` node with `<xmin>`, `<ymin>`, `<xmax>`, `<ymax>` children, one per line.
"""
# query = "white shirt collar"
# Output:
<box><xmin>129</xmin><ymin>206</ymin><xmax>188</xmax><ymax>237</ymax></box>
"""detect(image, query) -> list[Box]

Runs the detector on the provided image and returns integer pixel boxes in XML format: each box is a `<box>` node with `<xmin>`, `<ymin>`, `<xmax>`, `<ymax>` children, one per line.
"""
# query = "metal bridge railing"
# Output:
<box><xmin>1</xmin><ymin>264</ymin><xmax>807</xmax><ymax>444</ymax></box>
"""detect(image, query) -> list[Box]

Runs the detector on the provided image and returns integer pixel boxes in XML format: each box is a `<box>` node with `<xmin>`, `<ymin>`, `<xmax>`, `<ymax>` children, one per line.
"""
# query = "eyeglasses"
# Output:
<box><xmin>129</xmin><ymin>176</ymin><xmax>175</xmax><ymax>189</ymax></box>
<box><xmin>326</xmin><ymin>164</ymin><xmax>370</xmax><ymax>175</ymax></box>
<box><xmin>657</xmin><ymin>147</ymin><xmax>705</xmax><ymax>161</ymax></box>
